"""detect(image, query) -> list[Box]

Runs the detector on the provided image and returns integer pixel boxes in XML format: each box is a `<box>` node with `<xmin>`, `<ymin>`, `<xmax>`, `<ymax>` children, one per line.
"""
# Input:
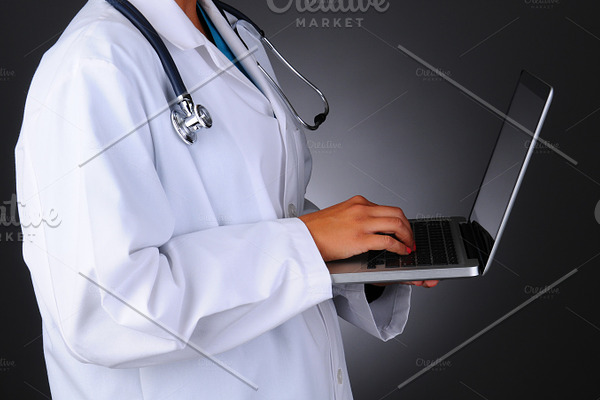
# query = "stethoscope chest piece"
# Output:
<box><xmin>171</xmin><ymin>94</ymin><xmax>213</xmax><ymax>145</ymax></box>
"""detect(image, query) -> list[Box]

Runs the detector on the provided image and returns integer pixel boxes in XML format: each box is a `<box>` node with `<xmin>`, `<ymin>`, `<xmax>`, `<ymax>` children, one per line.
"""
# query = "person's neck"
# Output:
<box><xmin>174</xmin><ymin>0</ymin><xmax>208</xmax><ymax>36</ymax></box>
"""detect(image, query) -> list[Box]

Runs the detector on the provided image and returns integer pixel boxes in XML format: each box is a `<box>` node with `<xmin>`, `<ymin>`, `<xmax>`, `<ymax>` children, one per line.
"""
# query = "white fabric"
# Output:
<box><xmin>15</xmin><ymin>0</ymin><xmax>412</xmax><ymax>398</ymax></box>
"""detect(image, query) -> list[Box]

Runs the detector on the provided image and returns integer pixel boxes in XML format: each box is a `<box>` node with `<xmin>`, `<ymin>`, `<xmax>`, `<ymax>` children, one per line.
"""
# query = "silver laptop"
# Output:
<box><xmin>328</xmin><ymin>70</ymin><xmax>554</xmax><ymax>284</ymax></box>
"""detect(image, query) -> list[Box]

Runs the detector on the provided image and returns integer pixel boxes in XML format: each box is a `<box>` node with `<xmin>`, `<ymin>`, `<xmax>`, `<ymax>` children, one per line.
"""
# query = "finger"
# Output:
<box><xmin>366</xmin><ymin>205</ymin><xmax>408</xmax><ymax>222</ymax></box>
<box><xmin>364</xmin><ymin>233</ymin><xmax>411</xmax><ymax>255</ymax></box>
<box><xmin>366</xmin><ymin>206</ymin><xmax>412</xmax><ymax>233</ymax></box>
<box><xmin>367</xmin><ymin>208</ymin><xmax>413</xmax><ymax>244</ymax></box>
<box><xmin>366</xmin><ymin>217</ymin><xmax>414</xmax><ymax>250</ymax></box>
<box><xmin>423</xmin><ymin>280</ymin><xmax>439</xmax><ymax>288</ymax></box>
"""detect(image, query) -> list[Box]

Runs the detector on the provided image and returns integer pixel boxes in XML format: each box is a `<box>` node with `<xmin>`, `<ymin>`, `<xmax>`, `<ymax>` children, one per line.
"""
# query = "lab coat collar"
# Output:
<box><xmin>125</xmin><ymin>0</ymin><xmax>216</xmax><ymax>50</ymax></box>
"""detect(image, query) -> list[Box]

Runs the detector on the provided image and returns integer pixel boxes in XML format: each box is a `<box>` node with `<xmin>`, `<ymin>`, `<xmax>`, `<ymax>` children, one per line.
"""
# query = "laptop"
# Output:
<box><xmin>328</xmin><ymin>70</ymin><xmax>554</xmax><ymax>284</ymax></box>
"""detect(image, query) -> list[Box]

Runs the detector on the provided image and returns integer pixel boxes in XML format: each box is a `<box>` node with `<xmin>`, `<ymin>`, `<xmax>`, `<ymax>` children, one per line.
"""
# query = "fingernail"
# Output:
<box><xmin>406</xmin><ymin>246</ymin><xmax>412</xmax><ymax>254</ymax></box>
<box><xmin>412</xmin><ymin>243</ymin><xmax>417</xmax><ymax>251</ymax></box>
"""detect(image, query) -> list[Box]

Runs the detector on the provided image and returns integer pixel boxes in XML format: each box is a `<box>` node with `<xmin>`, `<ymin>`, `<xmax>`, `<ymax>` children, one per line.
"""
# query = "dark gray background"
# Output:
<box><xmin>1</xmin><ymin>0</ymin><xmax>599</xmax><ymax>399</ymax></box>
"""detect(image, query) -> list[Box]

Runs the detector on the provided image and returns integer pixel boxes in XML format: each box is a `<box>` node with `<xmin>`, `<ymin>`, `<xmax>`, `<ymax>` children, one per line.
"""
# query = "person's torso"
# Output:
<box><xmin>17</xmin><ymin>0</ymin><xmax>352</xmax><ymax>398</ymax></box>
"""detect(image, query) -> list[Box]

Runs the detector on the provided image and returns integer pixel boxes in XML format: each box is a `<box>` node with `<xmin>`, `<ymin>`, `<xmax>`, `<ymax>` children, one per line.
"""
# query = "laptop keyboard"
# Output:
<box><xmin>367</xmin><ymin>220</ymin><xmax>458</xmax><ymax>269</ymax></box>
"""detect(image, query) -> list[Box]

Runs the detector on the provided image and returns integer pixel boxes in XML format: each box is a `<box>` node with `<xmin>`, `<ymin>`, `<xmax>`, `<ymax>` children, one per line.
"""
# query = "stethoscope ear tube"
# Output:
<box><xmin>259</xmin><ymin>37</ymin><xmax>329</xmax><ymax>131</ymax></box>
<box><xmin>106</xmin><ymin>0</ymin><xmax>212</xmax><ymax>144</ymax></box>
<box><xmin>219</xmin><ymin>3</ymin><xmax>330</xmax><ymax>130</ymax></box>
<box><xmin>213</xmin><ymin>0</ymin><xmax>265</xmax><ymax>37</ymax></box>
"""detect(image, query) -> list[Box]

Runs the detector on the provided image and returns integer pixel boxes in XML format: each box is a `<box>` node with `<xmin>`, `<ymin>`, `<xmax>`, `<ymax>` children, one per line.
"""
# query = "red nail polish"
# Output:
<box><xmin>406</xmin><ymin>246</ymin><xmax>412</xmax><ymax>254</ymax></box>
<box><xmin>412</xmin><ymin>243</ymin><xmax>417</xmax><ymax>252</ymax></box>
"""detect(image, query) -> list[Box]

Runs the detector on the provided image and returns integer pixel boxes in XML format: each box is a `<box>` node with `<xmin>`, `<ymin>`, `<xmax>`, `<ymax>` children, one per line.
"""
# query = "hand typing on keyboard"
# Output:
<box><xmin>299</xmin><ymin>195</ymin><xmax>414</xmax><ymax>261</ymax></box>
<box><xmin>299</xmin><ymin>195</ymin><xmax>438</xmax><ymax>288</ymax></box>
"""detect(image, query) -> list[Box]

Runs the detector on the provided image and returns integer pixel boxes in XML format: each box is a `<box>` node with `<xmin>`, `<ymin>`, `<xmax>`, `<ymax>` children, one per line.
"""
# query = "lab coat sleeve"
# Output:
<box><xmin>17</xmin><ymin>58</ymin><xmax>333</xmax><ymax>369</ymax></box>
<box><xmin>332</xmin><ymin>284</ymin><xmax>411</xmax><ymax>341</ymax></box>
<box><xmin>300</xmin><ymin>202</ymin><xmax>412</xmax><ymax>340</ymax></box>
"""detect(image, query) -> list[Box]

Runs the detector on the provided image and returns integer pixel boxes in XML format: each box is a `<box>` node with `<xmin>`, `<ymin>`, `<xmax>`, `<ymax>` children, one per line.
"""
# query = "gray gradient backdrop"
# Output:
<box><xmin>1</xmin><ymin>1</ymin><xmax>599</xmax><ymax>399</ymax></box>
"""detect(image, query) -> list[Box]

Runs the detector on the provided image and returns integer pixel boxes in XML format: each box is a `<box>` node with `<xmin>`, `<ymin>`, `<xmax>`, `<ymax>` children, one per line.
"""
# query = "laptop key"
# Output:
<box><xmin>401</xmin><ymin>252</ymin><xmax>416</xmax><ymax>266</ymax></box>
<box><xmin>385</xmin><ymin>256</ymin><xmax>400</xmax><ymax>268</ymax></box>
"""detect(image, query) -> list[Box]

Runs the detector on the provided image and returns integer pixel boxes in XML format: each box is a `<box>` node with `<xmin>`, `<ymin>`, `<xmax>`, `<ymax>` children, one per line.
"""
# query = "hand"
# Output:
<box><xmin>299</xmin><ymin>195</ymin><xmax>415</xmax><ymax>262</ymax></box>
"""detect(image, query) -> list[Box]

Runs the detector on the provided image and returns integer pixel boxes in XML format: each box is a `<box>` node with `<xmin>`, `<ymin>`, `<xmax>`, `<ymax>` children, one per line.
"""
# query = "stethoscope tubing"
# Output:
<box><xmin>105</xmin><ymin>0</ymin><xmax>188</xmax><ymax>98</ymax></box>
<box><xmin>105</xmin><ymin>0</ymin><xmax>329</xmax><ymax>143</ymax></box>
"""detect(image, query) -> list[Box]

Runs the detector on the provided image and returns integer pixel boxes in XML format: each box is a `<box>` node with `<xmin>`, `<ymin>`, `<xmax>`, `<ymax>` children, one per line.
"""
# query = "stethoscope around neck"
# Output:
<box><xmin>105</xmin><ymin>0</ymin><xmax>329</xmax><ymax>145</ymax></box>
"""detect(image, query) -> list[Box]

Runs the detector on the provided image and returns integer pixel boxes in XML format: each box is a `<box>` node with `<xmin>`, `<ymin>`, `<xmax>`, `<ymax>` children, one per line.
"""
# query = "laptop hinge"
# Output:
<box><xmin>459</xmin><ymin>221</ymin><xmax>495</xmax><ymax>271</ymax></box>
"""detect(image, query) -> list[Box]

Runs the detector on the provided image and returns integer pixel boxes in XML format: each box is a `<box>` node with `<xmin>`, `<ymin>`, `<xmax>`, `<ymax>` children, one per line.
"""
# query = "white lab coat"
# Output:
<box><xmin>15</xmin><ymin>0</ymin><xmax>412</xmax><ymax>398</ymax></box>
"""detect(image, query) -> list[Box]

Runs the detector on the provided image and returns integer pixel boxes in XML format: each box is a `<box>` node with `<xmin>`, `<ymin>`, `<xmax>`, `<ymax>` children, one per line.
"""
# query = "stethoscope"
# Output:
<box><xmin>105</xmin><ymin>0</ymin><xmax>329</xmax><ymax>145</ymax></box>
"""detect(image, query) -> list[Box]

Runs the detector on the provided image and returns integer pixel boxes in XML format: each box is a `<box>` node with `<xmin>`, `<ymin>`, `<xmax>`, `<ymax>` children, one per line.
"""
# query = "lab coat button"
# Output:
<box><xmin>337</xmin><ymin>368</ymin><xmax>343</xmax><ymax>384</ymax></box>
<box><xmin>288</xmin><ymin>203</ymin><xmax>297</xmax><ymax>217</ymax></box>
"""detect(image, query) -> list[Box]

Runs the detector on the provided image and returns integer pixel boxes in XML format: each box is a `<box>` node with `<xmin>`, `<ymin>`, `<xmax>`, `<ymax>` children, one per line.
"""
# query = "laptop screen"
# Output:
<box><xmin>469</xmin><ymin>71</ymin><xmax>553</xmax><ymax>240</ymax></box>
